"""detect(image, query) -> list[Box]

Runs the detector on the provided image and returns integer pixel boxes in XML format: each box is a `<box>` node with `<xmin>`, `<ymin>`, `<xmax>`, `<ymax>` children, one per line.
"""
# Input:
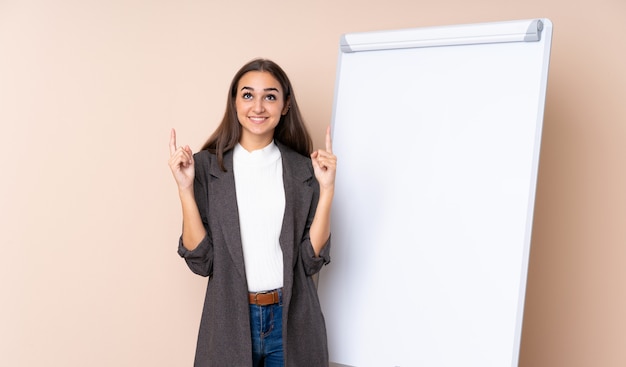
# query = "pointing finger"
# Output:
<box><xmin>169</xmin><ymin>128</ymin><xmax>177</xmax><ymax>155</ymax></box>
<box><xmin>325</xmin><ymin>126</ymin><xmax>333</xmax><ymax>153</ymax></box>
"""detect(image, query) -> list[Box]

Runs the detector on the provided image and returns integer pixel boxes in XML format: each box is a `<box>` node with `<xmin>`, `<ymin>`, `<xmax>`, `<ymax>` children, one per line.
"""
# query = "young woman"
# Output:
<box><xmin>168</xmin><ymin>58</ymin><xmax>336</xmax><ymax>367</ymax></box>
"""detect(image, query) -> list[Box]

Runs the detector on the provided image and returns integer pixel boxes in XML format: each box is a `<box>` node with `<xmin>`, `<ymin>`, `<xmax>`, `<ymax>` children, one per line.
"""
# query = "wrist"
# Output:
<box><xmin>319</xmin><ymin>185</ymin><xmax>335</xmax><ymax>197</ymax></box>
<box><xmin>178</xmin><ymin>186</ymin><xmax>195</xmax><ymax>199</ymax></box>
<box><xmin>317</xmin><ymin>187</ymin><xmax>334</xmax><ymax>208</ymax></box>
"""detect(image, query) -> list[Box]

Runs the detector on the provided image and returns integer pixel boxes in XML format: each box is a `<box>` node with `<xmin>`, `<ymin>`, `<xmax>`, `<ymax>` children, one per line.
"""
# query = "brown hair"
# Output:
<box><xmin>201</xmin><ymin>58</ymin><xmax>313</xmax><ymax>171</ymax></box>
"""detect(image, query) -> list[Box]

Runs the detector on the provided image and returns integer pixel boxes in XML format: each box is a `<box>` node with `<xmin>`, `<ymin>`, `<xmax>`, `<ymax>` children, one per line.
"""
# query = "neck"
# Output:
<box><xmin>239</xmin><ymin>136</ymin><xmax>273</xmax><ymax>152</ymax></box>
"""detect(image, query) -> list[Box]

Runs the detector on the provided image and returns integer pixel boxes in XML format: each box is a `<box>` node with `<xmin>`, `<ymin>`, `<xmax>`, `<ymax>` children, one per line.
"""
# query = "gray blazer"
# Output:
<box><xmin>178</xmin><ymin>141</ymin><xmax>331</xmax><ymax>366</ymax></box>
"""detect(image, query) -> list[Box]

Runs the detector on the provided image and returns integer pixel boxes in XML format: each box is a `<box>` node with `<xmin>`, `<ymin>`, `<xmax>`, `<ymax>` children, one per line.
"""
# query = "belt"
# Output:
<box><xmin>249</xmin><ymin>289</ymin><xmax>281</xmax><ymax>306</ymax></box>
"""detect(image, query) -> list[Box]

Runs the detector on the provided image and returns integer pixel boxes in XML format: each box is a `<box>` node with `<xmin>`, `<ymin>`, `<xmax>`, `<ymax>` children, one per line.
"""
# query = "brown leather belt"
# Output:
<box><xmin>249</xmin><ymin>289</ymin><xmax>281</xmax><ymax>306</ymax></box>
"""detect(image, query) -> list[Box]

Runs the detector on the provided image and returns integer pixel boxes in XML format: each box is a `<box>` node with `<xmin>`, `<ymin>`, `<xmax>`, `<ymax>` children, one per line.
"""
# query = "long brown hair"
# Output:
<box><xmin>201</xmin><ymin>58</ymin><xmax>313</xmax><ymax>171</ymax></box>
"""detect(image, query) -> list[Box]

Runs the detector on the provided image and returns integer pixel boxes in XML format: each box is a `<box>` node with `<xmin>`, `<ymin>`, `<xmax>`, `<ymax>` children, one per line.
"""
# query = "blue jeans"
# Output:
<box><xmin>249</xmin><ymin>290</ymin><xmax>284</xmax><ymax>367</ymax></box>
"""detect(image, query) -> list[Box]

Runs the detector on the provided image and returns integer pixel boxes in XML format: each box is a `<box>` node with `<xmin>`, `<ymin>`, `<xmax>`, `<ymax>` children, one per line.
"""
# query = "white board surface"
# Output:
<box><xmin>318</xmin><ymin>19</ymin><xmax>552</xmax><ymax>367</ymax></box>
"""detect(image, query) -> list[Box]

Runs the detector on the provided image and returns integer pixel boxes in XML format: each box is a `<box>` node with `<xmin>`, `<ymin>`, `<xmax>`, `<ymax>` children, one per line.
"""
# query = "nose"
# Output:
<box><xmin>253</xmin><ymin>98</ymin><xmax>265</xmax><ymax>113</ymax></box>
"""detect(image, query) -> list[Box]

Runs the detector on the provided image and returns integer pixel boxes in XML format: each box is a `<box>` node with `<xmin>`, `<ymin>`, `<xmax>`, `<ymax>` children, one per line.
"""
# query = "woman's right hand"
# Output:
<box><xmin>168</xmin><ymin>128</ymin><xmax>195</xmax><ymax>192</ymax></box>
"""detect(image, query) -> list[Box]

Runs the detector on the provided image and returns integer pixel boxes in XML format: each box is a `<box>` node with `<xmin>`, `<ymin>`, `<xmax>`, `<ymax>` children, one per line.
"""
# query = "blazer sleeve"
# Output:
<box><xmin>300</xmin><ymin>175</ymin><xmax>331</xmax><ymax>276</ymax></box>
<box><xmin>301</xmin><ymin>235</ymin><xmax>331</xmax><ymax>276</ymax></box>
<box><xmin>177</xmin><ymin>152</ymin><xmax>214</xmax><ymax>277</ymax></box>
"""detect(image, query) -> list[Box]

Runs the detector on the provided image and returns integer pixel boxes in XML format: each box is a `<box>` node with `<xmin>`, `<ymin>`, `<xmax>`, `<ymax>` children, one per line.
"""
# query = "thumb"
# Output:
<box><xmin>184</xmin><ymin>145</ymin><xmax>194</xmax><ymax>165</ymax></box>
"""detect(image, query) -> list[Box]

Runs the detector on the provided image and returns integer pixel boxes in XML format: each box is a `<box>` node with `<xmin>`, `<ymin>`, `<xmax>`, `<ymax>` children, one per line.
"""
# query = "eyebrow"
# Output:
<box><xmin>240</xmin><ymin>86</ymin><xmax>280</xmax><ymax>93</ymax></box>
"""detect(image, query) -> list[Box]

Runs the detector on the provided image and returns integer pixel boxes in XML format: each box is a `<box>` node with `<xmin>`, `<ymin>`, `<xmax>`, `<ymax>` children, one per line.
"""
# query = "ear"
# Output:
<box><xmin>282</xmin><ymin>97</ymin><xmax>291</xmax><ymax>115</ymax></box>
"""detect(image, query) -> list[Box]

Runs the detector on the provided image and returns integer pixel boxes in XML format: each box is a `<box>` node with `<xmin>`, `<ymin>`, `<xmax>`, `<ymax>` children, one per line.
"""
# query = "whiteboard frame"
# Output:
<box><xmin>320</xmin><ymin>18</ymin><xmax>553</xmax><ymax>367</ymax></box>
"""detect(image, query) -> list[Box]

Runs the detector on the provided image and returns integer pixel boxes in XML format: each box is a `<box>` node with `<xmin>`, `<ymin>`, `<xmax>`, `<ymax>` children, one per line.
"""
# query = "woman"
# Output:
<box><xmin>168</xmin><ymin>58</ymin><xmax>336</xmax><ymax>367</ymax></box>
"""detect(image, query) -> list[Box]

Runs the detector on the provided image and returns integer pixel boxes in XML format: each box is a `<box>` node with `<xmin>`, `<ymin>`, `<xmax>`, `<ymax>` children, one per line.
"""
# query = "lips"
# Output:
<box><xmin>249</xmin><ymin>116</ymin><xmax>267</xmax><ymax>124</ymax></box>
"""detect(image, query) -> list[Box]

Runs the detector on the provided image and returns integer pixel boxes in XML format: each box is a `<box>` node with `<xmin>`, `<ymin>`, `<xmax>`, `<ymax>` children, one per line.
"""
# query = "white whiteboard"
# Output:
<box><xmin>318</xmin><ymin>19</ymin><xmax>552</xmax><ymax>367</ymax></box>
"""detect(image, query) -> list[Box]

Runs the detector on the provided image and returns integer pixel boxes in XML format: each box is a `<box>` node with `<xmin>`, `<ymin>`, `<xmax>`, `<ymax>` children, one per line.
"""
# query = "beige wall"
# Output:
<box><xmin>1</xmin><ymin>0</ymin><xmax>624</xmax><ymax>366</ymax></box>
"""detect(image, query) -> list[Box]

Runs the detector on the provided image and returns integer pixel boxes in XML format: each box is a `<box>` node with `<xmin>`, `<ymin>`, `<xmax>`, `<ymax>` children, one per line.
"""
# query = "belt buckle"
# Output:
<box><xmin>253</xmin><ymin>291</ymin><xmax>264</xmax><ymax>304</ymax></box>
<box><xmin>254</xmin><ymin>290</ymin><xmax>276</xmax><ymax>305</ymax></box>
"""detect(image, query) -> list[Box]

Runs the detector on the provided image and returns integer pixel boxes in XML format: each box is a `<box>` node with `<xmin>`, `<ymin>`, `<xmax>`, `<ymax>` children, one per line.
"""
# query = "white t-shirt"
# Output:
<box><xmin>233</xmin><ymin>141</ymin><xmax>285</xmax><ymax>292</ymax></box>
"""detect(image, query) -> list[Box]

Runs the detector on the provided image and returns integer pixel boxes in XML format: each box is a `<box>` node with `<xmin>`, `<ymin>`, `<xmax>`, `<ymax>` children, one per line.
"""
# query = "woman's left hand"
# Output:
<box><xmin>311</xmin><ymin>126</ymin><xmax>337</xmax><ymax>190</ymax></box>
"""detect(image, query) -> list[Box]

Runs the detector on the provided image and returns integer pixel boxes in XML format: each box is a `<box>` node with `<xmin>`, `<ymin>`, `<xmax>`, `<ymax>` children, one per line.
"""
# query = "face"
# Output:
<box><xmin>235</xmin><ymin>71</ymin><xmax>289</xmax><ymax>149</ymax></box>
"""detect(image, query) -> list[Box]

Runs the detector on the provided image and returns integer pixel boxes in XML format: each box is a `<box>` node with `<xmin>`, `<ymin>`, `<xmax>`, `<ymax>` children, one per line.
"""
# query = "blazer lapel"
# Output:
<box><xmin>278</xmin><ymin>143</ymin><xmax>315</xmax><ymax>271</ymax></box>
<box><xmin>208</xmin><ymin>150</ymin><xmax>246</xmax><ymax>282</ymax></box>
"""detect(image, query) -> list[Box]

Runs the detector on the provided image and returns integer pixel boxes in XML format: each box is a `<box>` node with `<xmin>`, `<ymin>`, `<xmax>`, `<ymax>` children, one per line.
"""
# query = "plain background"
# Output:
<box><xmin>1</xmin><ymin>0</ymin><xmax>624</xmax><ymax>366</ymax></box>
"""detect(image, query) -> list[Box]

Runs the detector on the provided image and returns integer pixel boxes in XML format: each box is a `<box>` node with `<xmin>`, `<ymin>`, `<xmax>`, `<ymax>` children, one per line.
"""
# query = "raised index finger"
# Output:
<box><xmin>169</xmin><ymin>128</ymin><xmax>177</xmax><ymax>155</ymax></box>
<box><xmin>325</xmin><ymin>125</ymin><xmax>333</xmax><ymax>153</ymax></box>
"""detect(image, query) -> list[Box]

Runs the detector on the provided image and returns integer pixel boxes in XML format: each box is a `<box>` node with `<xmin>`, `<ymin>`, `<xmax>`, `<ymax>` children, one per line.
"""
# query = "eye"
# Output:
<box><xmin>265</xmin><ymin>94</ymin><xmax>277</xmax><ymax>101</ymax></box>
<box><xmin>242</xmin><ymin>92</ymin><xmax>253</xmax><ymax>100</ymax></box>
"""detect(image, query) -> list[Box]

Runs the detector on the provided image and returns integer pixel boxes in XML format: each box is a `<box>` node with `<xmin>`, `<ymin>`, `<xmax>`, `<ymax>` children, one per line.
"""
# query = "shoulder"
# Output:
<box><xmin>193</xmin><ymin>149</ymin><xmax>233</xmax><ymax>177</ymax></box>
<box><xmin>192</xmin><ymin>150</ymin><xmax>215</xmax><ymax>172</ymax></box>
<box><xmin>193</xmin><ymin>149</ymin><xmax>214</xmax><ymax>163</ymax></box>
<box><xmin>276</xmin><ymin>141</ymin><xmax>312</xmax><ymax>166</ymax></box>
<box><xmin>276</xmin><ymin>141</ymin><xmax>315</xmax><ymax>183</ymax></box>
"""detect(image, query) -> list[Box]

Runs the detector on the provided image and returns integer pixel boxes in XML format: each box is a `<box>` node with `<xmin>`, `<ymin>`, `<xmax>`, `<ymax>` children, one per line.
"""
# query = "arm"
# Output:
<box><xmin>178</xmin><ymin>187</ymin><xmax>206</xmax><ymax>251</ymax></box>
<box><xmin>168</xmin><ymin>128</ymin><xmax>207</xmax><ymax>251</ymax></box>
<box><xmin>309</xmin><ymin>126</ymin><xmax>337</xmax><ymax>257</ymax></box>
<box><xmin>308</xmin><ymin>187</ymin><xmax>334</xmax><ymax>257</ymax></box>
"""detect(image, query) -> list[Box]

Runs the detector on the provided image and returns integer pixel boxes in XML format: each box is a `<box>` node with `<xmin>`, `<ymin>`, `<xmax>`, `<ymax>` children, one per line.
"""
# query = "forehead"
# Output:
<box><xmin>237</xmin><ymin>71</ymin><xmax>283</xmax><ymax>92</ymax></box>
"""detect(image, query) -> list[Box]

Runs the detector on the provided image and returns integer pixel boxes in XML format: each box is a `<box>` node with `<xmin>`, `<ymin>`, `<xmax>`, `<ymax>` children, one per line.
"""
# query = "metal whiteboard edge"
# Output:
<box><xmin>340</xmin><ymin>18</ymin><xmax>546</xmax><ymax>53</ymax></box>
<box><xmin>339</xmin><ymin>34</ymin><xmax>353</xmax><ymax>53</ymax></box>
<box><xmin>524</xmin><ymin>19</ymin><xmax>543</xmax><ymax>41</ymax></box>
